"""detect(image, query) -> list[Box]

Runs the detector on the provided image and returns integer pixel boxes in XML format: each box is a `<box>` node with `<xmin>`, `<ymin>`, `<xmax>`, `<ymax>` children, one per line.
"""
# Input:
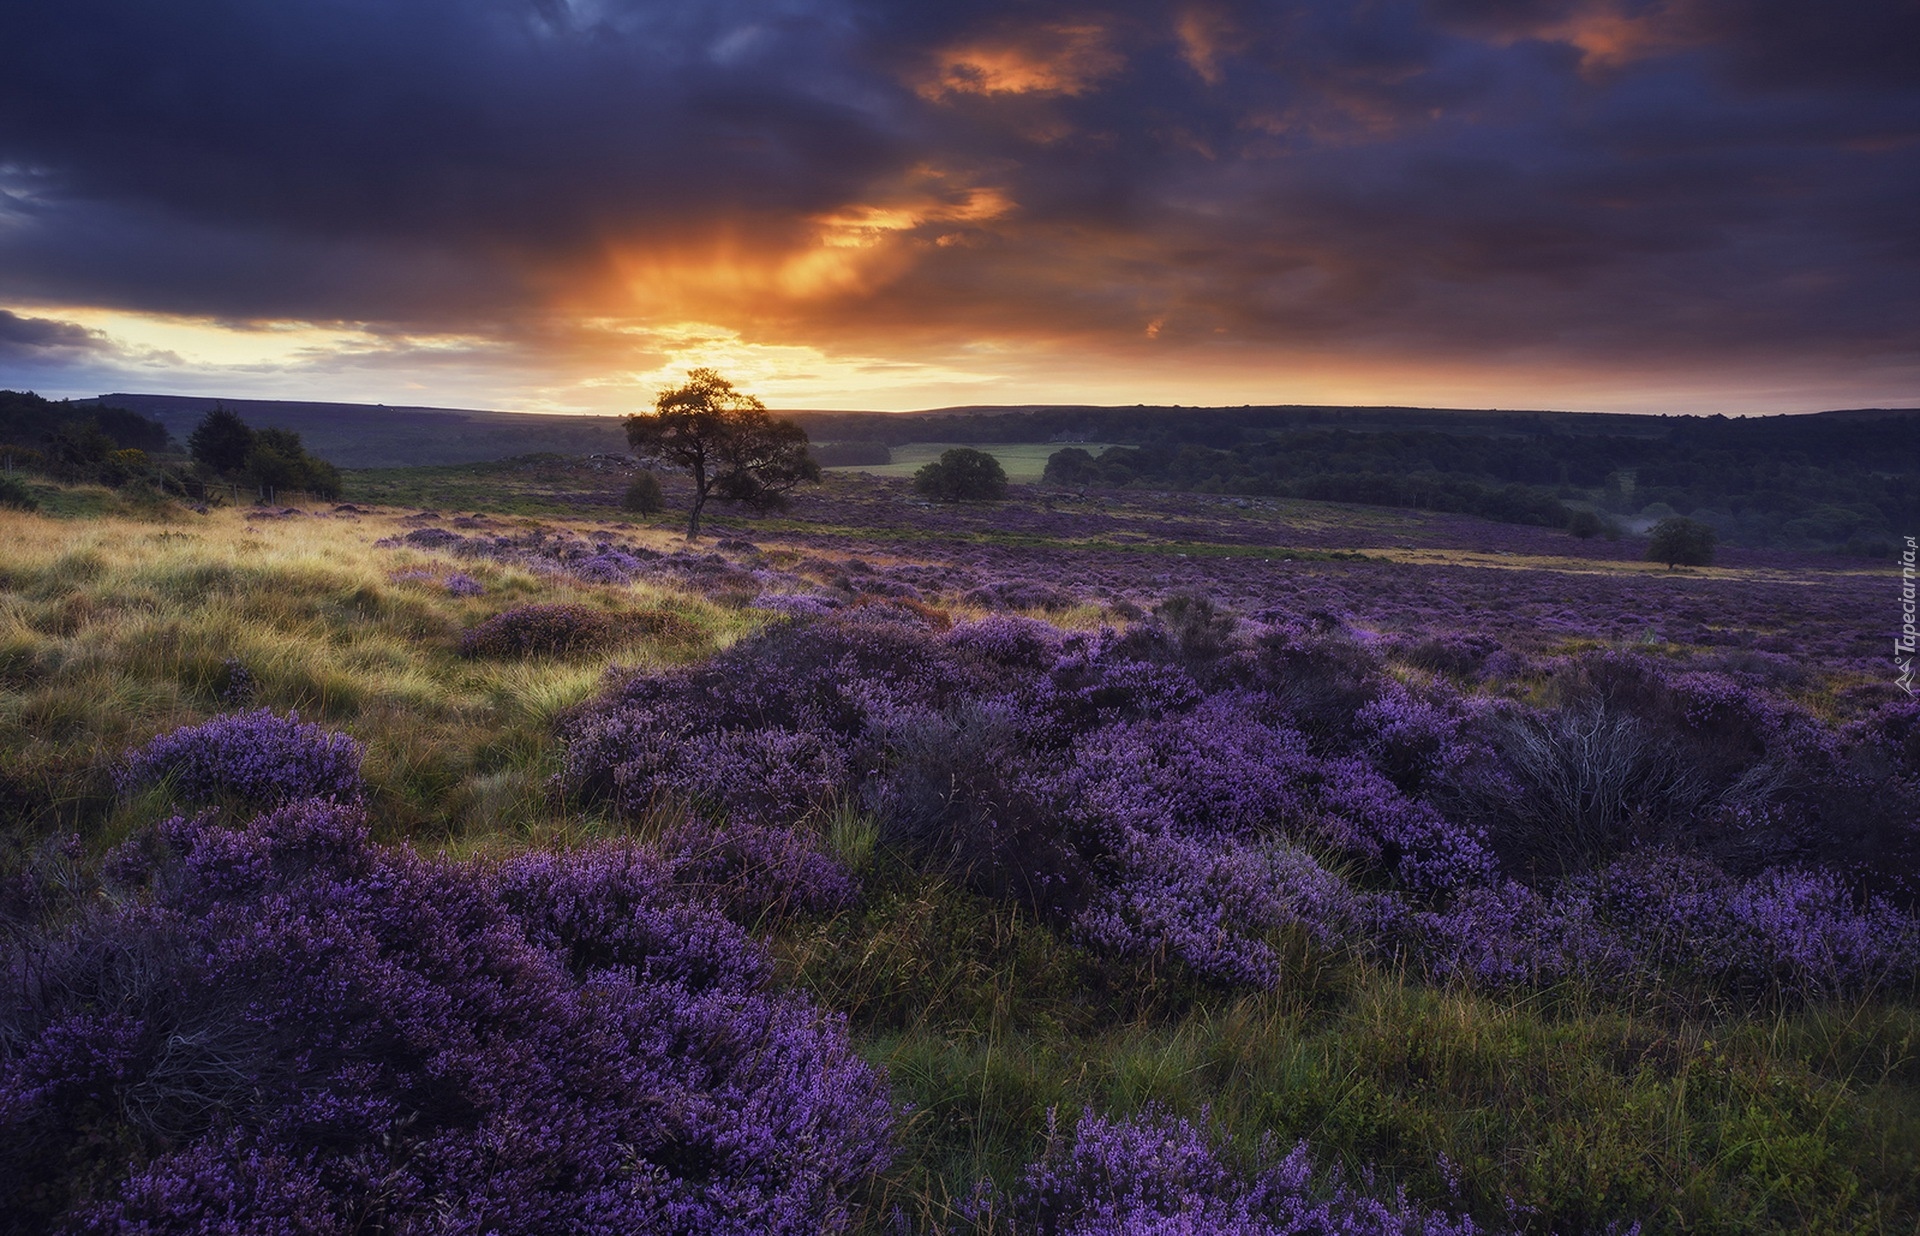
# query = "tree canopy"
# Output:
<box><xmin>187</xmin><ymin>406</ymin><xmax>342</xmax><ymax>498</ymax></box>
<box><xmin>1646</xmin><ymin>516</ymin><xmax>1716</xmax><ymax>568</ymax></box>
<box><xmin>913</xmin><ymin>447</ymin><xmax>1008</xmax><ymax>502</ymax></box>
<box><xmin>624</xmin><ymin>369</ymin><xmax>818</xmax><ymax>538</ymax></box>
<box><xmin>187</xmin><ymin>405</ymin><xmax>254</xmax><ymax>474</ymax></box>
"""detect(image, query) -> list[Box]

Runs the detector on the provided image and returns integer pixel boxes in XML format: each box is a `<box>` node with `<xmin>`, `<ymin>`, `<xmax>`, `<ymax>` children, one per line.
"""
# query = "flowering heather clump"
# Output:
<box><xmin>1034</xmin><ymin>628</ymin><xmax>1204</xmax><ymax>739</ymax></box>
<box><xmin>443</xmin><ymin>570</ymin><xmax>484</xmax><ymax>596</ymax></box>
<box><xmin>1388</xmin><ymin>632</ymin><xmax>1502</xmax><ymax>678</ymax></box>
<box><xmin>1074</xmin><ymin>834</ymin><xmax>1358</xmax><ymax>987</ymax></box>
<box><xmin>496</xmin><ymin>840</ymin><xmax>773</xmax><ymax>991</ymax></box>
<box><xmin>1</xmin><ymin>805</ymin><xmax>893</xmax><ymax>1231</ymax></box>
<box><xmin>1006</xmin><ymin>1107</ymin><xmax>1484</xmax><ymax>1236</ymax></box>
<box><xmin>376</xmin><ymin>522</ymin><xmax>799</xmax><ymax>600</ymax></box>
<box><xmin>964</xmin><ymin>579</ymin><xmax>1076</xmax><ymax>611</ymax></box>
<box><xmin>597</xmin><ymin>724</ymin><xmax>854</xmax><ymax>825</ymax></box>
<box><xmin>119</xmin><ymin>709</ymin><xmax>363</xmax><ymax>807</ymax></box>
<box><xmin>558</xmin><ymin>609</ymin><xmax>967</xmax><ymax>810</ymax></box>
<box><xmin>1409</xmin><ymin>853</ymin><xmax>1920</xmax><ymax>1000</ymax></box>
<box><xmin>399</xmin><ymin>525</ymin><xmax>461</xmax><ymax>548</ymax></box>
<box><xmin>866</xmin><ymin>700</ymin><xmax>1085</xmax><ymax>909</ymax></box>
<box><xmin>559</xmin><ymin>599</ymin><xmax>1915</xmax><ymax>1002</ymax></box>
<box><xmin>752</xmin><ymin>591</ymin><xmax>843</xmax><ymax>618</ymax></box>
<box><xmin>458</xmin><ymin>601</ymin><xmax>618</xmax><ymax>657</ymax></box>
<box><xmin>944</xmin><ymin>613</ymin><xmax>1063</xmax><ymax>670</ymax></box>
<box><xmin>1063</xmin><ymin>696</ymin><xmax>1494</xmax><ymax>898</ymax></box>
<box><xmin>1354</xmin><ymin>681</ymin><xmax>1475</xmax><ymax>793</ymax></box>
<box><xmin>213</xmin><ymin>656</ymin><xmax>256</xmax><ymax>706</ymax></box>
<box><xmin>657</xmin><ymin>816</ymin><xmax>859</xmax><ymax>922</ymax></box>
<box><xmin>573</xmin><ymin>546</ymin><xmax>652</xmax><ymax>583</ymax></box>
<box><xmin>1199</xmin><ymin>618</ymin><xmax>1380</xmax><ymax>745</ymax></box>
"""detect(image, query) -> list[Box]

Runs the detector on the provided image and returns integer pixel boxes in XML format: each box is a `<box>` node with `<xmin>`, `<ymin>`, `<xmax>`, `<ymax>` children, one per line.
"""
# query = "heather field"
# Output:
<box><xmin>2</xmin><ymin>468</ymin><xmax>1917</xmax><ymax>1235</ymax></box>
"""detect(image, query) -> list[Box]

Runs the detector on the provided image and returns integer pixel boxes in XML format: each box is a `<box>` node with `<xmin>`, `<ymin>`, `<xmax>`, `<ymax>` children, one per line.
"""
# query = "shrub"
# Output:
<box><xmin>186</xmin><ymin>406</ymin><xmax>253</xmax><ymax>474</ymax></box>
<box><xmin>1035</xmin><ymin>628</ymin><xmax>1204</xmax><ymax>739</ymax></box>
<box><xmin>1074</xmin><ymin>833</ymin><xmax>1358</xmax><ymax>988</ymax></box>
<box><xmin>1243</xmin><ymin>622</ymin><xmax>1384</xmax><ymax>744</ymax></box>
<box><xmin>1646</xmin><ymin>516</ymin><xmax>1716</xmax><ymax>568</ymax></box>
<box><xmin>913</xmin><ymin>447</ymin><xmax>1008</xmax><ymax>502</ymax></box>
<box><xmin>1409</xmin><ymin>851</ymin><xmax>1919</xmax><ymax>1001</ymax></box>
<box><xmin>0</xmin><ymin>473</ymin><xmax>35</xmax><ymax>511</ymax></box>
<box><xmin>1458</xmin><ymin>701</ymin><xmax>1707</xmax><ymax>876</ymax></box>
<box><xmin>944</xmin><ymin>614</ymin><xmax>1062</xmax><ymax>671</ymax></box>
<box><xmin>119</xmin><ymin>709</ymin><xmax>364</xmax><ymax>807</ymax></box>
<box><xmin>867</xmin><ymin>701</ymin><xmax>1086</xmax><ymax>912</ymax></box>
<box><xmin>458</xmin><ymin>602</ymin><xmax>618</xmax><ymax>658</ymax></box>
<box><xmin>655</xmin><ymin>816</ymin><xmax>859</xmax><ymax>922</ymax></box>
<box><xmin>602</xmin><ymin>724</ymin><xmax>854</xmax><ymax>825</ymax></box>
<box><xmin>213</xmin><ymin>657</ymin><xmax>257</xmax><ymax>706</ymax></box>
<box><xmin>623</xmin><ymin>471</ymin><xmax>665</xmax><ymax>514</ymax></box>
<box><xmin>963</xmin><ymin>578</ymin><xmax>1076</xmax><ymax>611</ymax></box>
<box><xmin>0</xmin><ymin>806</ymin><xmax>894</xmax><ymax>1231</ymax></box>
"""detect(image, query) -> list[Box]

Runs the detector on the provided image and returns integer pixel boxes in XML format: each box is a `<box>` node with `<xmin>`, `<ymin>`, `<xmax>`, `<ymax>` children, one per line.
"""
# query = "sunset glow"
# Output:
<box><xmin>1</xmin><ymin>0</ymin><xmax>1914</xmax><ymax>414</ymax></box>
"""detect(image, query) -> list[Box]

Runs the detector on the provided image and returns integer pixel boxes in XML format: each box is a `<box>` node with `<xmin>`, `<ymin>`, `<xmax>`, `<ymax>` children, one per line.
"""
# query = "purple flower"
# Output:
<box><xmin>119</xmin><ymin>710</ymin><xmax>363</xmax><ymax>808</ymax></box>
<box><xmin>1008</xmin><ymin>1107</ymin><xmax>1484</xmax><ymax>1236</ymax></box>
<box><xmin>4</xmin><ymin>804</ymin><xmax>893</xmax><ymax>1232</ymax></box>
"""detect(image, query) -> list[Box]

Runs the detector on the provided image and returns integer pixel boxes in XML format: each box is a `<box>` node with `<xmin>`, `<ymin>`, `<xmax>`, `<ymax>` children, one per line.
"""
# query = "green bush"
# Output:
<box><xmin>1647</xmin><ymin>516</ymin><xmax>1716</xmax><ymax>568</ymax></box>
<box><xmin>622</xmin><ymin>471</ymin><xmax>665</xmax><ymax>514</ymax></box>
<box><xmin>0</xmin><ymin>473</ymin><xmax>37</xmax><ymax>511</ymax></box>
<box><xmin>1567</xmin><ymin>509</ymin><xmax>1604</xmax><ymax>538</ymax></box>
<box><xmin>913</xmin><ymin>447</ymin><xmax>1009</xmax><ymax>502</ymax></box>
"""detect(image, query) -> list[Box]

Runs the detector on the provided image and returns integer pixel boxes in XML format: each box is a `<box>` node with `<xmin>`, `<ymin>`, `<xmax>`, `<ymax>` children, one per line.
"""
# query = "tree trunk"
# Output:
<box><xmin>686</xmin><ymin>487</ymin><xmax>709</xmax><ymax>539</ymax></box>
<box><xmin>685</xmin><ymin>462</ymin><xmax>709</xmax><ymax>540</ymax></box>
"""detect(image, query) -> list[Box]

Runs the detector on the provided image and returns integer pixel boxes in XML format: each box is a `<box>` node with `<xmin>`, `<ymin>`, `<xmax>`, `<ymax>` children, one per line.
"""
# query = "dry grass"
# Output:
<box><xmin>0</xmin><ymin>505</ymin><xmax>758</xmax><ymax>844</ymax></box>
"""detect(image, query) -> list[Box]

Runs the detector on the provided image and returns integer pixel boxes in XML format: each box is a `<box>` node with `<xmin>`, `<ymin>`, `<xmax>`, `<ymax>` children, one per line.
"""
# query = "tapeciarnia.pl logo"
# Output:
<box><xmin>1899</xmin><ymin>535</ymin><xmax>1917</xmax><ymax>695</ymax></box>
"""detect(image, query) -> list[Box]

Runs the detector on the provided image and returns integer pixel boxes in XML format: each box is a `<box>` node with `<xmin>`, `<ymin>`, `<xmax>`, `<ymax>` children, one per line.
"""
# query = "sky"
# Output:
<box><xmin>1</xmin><ymin>0</ymin><xmax>1917</xmax><ymax>416</ymax></box>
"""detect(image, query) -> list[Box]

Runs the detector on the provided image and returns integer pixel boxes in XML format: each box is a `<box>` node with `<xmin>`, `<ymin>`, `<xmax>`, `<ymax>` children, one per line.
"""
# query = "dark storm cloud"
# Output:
<box><xmin>0</xmin><ymin>0</ymin><xmax>899</xmax><ymax>243</ymax></box>
<box><xmin>1</xmin><ymin>0</ymin><xmax>1916</xmax><ymax>373</ymax></box>
<box><xmin>0</xmin><ymin>309</ymin><xmax>110</xmax><ymax>359</ymax></box>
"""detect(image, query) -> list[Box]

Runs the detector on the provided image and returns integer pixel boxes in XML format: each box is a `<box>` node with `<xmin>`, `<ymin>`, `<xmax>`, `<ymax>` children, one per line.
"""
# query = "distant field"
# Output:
<box><xmin>824</xmin><ymin>441</ymin><xmax>1117</xmax><ymax>482</ymax></box>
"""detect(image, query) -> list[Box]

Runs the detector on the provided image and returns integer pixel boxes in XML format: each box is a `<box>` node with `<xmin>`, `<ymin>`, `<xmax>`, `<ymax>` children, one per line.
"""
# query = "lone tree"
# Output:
<box><xmin>625</xmin><ymin>369</ymin><xmax>819</xmax><ymax>538</ymax></box>
<box><xmin>913</xmin><ymin>447</ymin><xmax>1008</xmax><ymax>502</ymax></box>
<box><xmin>187</xmin><ymin>405</ymin><xmax>254</xmax><ymax>474</ymax></box>
<box><xmin>1646</xmin><ymin>516</ymin><xmax>1716</xmax><ymax>569</ymax></box>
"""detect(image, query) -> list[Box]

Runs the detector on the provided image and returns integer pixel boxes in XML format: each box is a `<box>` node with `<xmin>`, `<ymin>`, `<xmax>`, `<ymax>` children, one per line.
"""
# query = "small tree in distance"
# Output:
<box><xmin>622</xmin><ymin>471</ymin><xmax>664</xmax><ymax>515</ymax></box>
<box><xmin>187</xmin><ymin>405</ymin><xmax>253</xmax><ymax>474</ymax></box>
<box><xmin>914</xmin><ymin>447</ymin><xmax>1008</xmax><ymax>502</ymax></box>
<box><xmin>625</xmin><ymin>369</ymin><xmax>819</xmax><ymax>539</ymax></box>
<box><xmin>1646</xmin><ymin>516</ymin><xmax>1716</xmax><ymax>569</ymax></box>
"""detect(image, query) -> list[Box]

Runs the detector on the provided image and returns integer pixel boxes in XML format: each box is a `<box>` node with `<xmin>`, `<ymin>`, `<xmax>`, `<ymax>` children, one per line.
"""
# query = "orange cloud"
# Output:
<box><xmin>918</xmin><ymin>22</ymin><xmax>1125</xmax><ymax>100</ymax></box>
<box><xmin>1175</xmin><ymin>8</ymin><xmax>1237</xmax><ymax>86</ymax></box>
<box><xmin>1546</xmin><ymin>5</ymin><xmax>1687</xmax><ymax>70</ymax></box>
<box><xmin>595</xmin><ymin>178</ymin><xmax>1017</xmax><ymax>324</ymax></box>
<box><xmin>1465</xmin><ymin>2</ymin><xmax>1695</xmax><ymax>72</ymax></box>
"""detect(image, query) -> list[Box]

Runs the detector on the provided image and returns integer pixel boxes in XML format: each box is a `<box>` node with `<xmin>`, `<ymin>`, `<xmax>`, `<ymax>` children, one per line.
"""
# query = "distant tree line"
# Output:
<box><xmin>810</xmin><ymin>440</ymin><xmax>892</xmax><ymax>466</ymax></box>
<box><xmin>0</xmin><ymin>390</ymin><xmax>342</xmax><ymax>503</ymax></box>
<box><xmin>1022</xmin><ymin>413</ymin><xmax>1920</xmax><ymax>553</ymax></box>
